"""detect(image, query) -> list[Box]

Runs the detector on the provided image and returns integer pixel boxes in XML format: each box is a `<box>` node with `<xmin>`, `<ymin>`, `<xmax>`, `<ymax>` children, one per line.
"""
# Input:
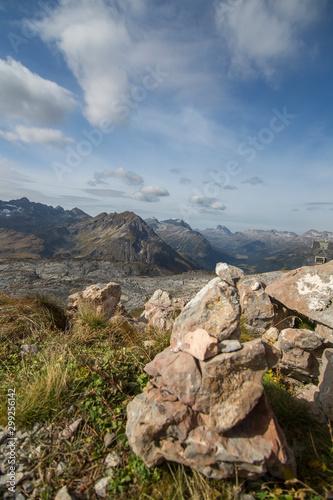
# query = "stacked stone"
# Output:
<box><xmin>126</xmin><ymin>264</ymin><xmax>296</xmax><ymax>480</ymax></box>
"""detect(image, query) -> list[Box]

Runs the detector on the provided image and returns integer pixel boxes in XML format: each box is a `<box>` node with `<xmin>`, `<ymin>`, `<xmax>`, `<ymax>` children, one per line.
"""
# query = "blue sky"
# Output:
<box><xmin>0</xmin><ymin>0</ymin><xmax>332</xmax><ymax>234</ymax></box>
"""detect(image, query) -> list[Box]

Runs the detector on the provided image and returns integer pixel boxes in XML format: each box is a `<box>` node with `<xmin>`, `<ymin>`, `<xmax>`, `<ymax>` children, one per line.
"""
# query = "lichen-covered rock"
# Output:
<box><xmin>140</xmin><ymin>289</ymin><xmax>185</xmax><ymax>330</ymax></box>
<box><xmin>215</xmin><ymin>262</ymin><xmax>244</xmax><ymax>285</ymax></box>
<box><xmin>171</xmin><ymin>276</ymin><xmax>241</xmax><ymax>345</ymax></box>
<box><xmin>266</xmin><ymin>262</ymin><xmax>333</xmax><ymax>329</ymax></box>
<box><xmin>238</xmin><ymin>279</ymin><xmax>275</xmax><ymax>335</ymax></box>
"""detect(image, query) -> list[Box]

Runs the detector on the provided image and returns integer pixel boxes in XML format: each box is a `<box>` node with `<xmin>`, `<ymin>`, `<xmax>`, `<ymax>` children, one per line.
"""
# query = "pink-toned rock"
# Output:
<box><xmin>126</xmin><ymin>389</ymin><xmax>296</xmax><ymax>480</ymax></box>
<box><xmin>266</xmin><ymin>262</ymin><xmax>333</xmax><ymax>329</ymax></box>
<box><xmin>315</xmin><ymin>323</ymin><xmax>333</xmax><ymax>345</ymax></box>
<box><xmin>145</xmin><ymin>347</ymin><xmax>201</xmax><ymax>406</ymax></box>
<box><xmin>193</xmin><ymin>339</ymin><xmax>268</xmax><ymax>433</ymax></box>
<box><xmin>67</xmin><ymin>282</ymin><xmax>121</xmax><ymax>319</ymax></box>
<box><xmin>171</xmin><ymin>277</ymin><xmax>241</xmax><ymax>345</ymax></box>
<box><xmin>179</xmin><ymin>328</ymin><xmax>219</xmax><ymax>361</ymax></box>
<box><xmin>126</xmin><ymin>386</ymin><xmax>196</xmax><ymax>467</ymax></box>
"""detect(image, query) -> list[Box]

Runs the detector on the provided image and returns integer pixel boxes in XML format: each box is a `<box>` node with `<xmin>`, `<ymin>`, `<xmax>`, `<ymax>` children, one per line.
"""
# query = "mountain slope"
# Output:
<box><xmin>0</xmin><ymin>199</ymin><xmax>194</xmax><ymax>272</ymax></box>
<box><xmin>61</xmin><ymin>212</ymin><xmax>195</xmax><ymax>272</ymax></box>
<box><xmin>200</xmin><ymin>226</ymin><xmax>333</xmax><ymax>273</ymax></box>
<box><xmin>145</xmin><ymin>217</ymin><xmax>235</xmax><ymax>271</ymax></box>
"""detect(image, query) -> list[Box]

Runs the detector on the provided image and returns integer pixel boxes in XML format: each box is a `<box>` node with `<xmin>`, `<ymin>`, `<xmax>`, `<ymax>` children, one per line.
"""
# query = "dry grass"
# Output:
<box><xmin>0</xmin><ymin>292</ymin><xmax>332</xmax><ymax>499</ymax></box>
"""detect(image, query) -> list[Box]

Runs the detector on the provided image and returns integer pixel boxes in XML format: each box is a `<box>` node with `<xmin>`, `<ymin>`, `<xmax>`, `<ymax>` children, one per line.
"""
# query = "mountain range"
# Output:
<box><xmin>0</xmin><ymin>198</ymin><xmax>332</xmax><ymax>273</ymax></box>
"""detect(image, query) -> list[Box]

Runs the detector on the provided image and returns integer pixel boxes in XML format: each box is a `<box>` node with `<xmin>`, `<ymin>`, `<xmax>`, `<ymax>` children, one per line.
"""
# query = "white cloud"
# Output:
<box><xmin>88</xmin><ymin>168</ymin><xmax>144</xmax><ymax>186</ymax></box>
<box><xmin>134</xmin><ymin>185</ymin><xmax>170</xmax><ymax>202</ymax></box>
<box><xmin>109</xmin><ymin>167</ymin><xmax>144</xmax><ymax>186</ymax></box>
<box><xmin>33</xmin><ymin>0</ymin><xmax>224</xmax><ymax>127</ymax></box>
<box><xmin>0</xmin><ymin>125</ymin><xmax>74</xmax><ymax>148</ymax></box>
<box><xmin>190</xmin><ymin>195</ymin><xmax>226</xmax><ymax>211</ymax></box>
<box><xmin>215</xmin><ymin>0</ymin><xmax>324</xmax><ymax>80</ymax></box>
<box><xmin>0</xmin><ymin>57</ymin><xmax>76</xmax><ymax>125</ymax></box>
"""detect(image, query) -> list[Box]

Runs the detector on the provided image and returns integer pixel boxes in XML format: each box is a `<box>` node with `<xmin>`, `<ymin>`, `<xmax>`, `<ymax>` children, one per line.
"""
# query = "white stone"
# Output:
<box><xmin>94</xmin><ymin>477</ymin><xmax>111</xmax><ymax>497</ymax></box>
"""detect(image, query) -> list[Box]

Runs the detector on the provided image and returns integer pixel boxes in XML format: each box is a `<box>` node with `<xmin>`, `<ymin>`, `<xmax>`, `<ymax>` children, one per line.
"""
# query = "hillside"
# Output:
<box><xmin>145</xmin><ymin>217</ymin><xmax>234</xmax><ymax>271</ymax></box>
<box><xmin>200</xmin><ymin>226</ymin><xmax>333</xmax><ymax>273</ymax></box>
<box><xmin>0</xmin><ymin>199</ymin><xmax>194</xmax><ymax>273</ymax></box>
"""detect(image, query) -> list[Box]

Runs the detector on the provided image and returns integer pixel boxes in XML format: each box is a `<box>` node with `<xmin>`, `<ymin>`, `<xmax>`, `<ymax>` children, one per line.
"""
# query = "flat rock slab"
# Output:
<box><xmin>266</xmin><ymin>261</ymin><xmax>333</xmax><ymax>329</ymax></box>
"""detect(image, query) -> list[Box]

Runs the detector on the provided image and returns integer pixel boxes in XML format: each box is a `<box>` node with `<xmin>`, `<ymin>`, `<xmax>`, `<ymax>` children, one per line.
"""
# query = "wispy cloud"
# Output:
<box><xmin>85</xmin><ymin>189</ymin><xmax>126</xmax><ymax>198</ymax></box>
<box><xmin>189</xmin><ymin>195</ymin><xmax>226</xmax><ymax>211</ymax></box>
<box><xmin>180</xmin><ymin>177</ymin><xmax>191</xmax><ymax>185</ymax></box>
<box><xmin>242</xmin><ymin>176</ymin><xmax>264</xmax><ymax>185</ymax></box>
<box><xmin>88</xmin><ymin>168</ymin><xmax>144</xmax><ymax>187</ymax></box>
<box><xmin>0</xmin><ymin>125</ymin><xmax>74</xmax><ymax>148</ymax></box>
<box><xmin>0</xmin><ymin>57</ymin><xmax>76</xmax><ymax>125</ymax></box>
<box><xmin>134</xmin><ymin>185</ymin><xmax>170</xmax><ymax>202</ymax></box>
<box><xmin>215</xmin><ymin>0</ymin><xmax>324</xmax><ymax>81</ymax></box>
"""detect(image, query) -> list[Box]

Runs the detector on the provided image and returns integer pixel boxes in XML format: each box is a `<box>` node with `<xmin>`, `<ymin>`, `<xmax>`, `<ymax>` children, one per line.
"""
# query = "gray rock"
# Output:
<box><xmin>171</xmin><ymin>277</ymin><xmax>241</xmax><ymax>345</ymax></box>
<box><xmin>218</xmin><ymin>340</ymin><xmax>242</xmax><ymax>353</ymax></box>
<box><xmin>56</xmin><ymin>462</ymin><xmax>67</xmax><ymax>476</ymax></box>
<box><xmin>215</xmin><ymin>262</ymin><xmax>244</xmax><ymax>285</ymax></box>
<box><xmin>62</xmin><ymin>418</ymin><xmax>83</xmax><ymax>439</ymax></box>
<box><xmin>54</xmin><ymin>485</ymin><xmax>72</xmax><ymax>500</ymax></box>
<box><xmin>318</xmin><ymin>348</ymin><xmax>333</xmax><ymax>420</ymax></box>
<box><xmin>22</xmin><ymin>479</ymin><xmax>34</xmax><ymax>494</ymax></box>
<box><xmin>104</xmin><ymin>452</ymin><xmax>121</xmax><ymax>468</ymax></box>
<box><xmin>103</xmin><ymin>433</ymin><xmax>116</xmax><ymax>449</ymax></box>
<box><xmin>20</xmin><ymin>344</ymin><xmax>38</xmax><ymax>355</ymax></box>
<box><xmin>94</xmin><ymin>477</ymin><xmax>111</xmax><ymax>498</ymax></box>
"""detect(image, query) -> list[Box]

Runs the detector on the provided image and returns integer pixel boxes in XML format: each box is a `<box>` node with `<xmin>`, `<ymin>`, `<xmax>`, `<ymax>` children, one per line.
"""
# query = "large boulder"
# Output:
<box><xmin>67</xmin><ymin>282</ymin><xmax>121</xmax><ymax>319</ymax></box>
<box><xmin>266</xmin><ymin>262</ymin><xmax>333</xmax><ymax>329</ymax></box>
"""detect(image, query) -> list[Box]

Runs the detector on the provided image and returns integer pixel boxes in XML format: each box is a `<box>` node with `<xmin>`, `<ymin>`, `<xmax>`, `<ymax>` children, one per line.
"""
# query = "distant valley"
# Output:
<box><xmin>0</xmin><ymin>197</ymin><xmax>332</xmax><ymax>274</ymax></box>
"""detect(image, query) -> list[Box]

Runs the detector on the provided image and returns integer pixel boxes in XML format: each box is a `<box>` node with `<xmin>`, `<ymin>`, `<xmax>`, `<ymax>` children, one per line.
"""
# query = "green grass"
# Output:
<box><xmin>0</xmin><ymin>293</ymin><xmax>332</xmax><ymax>499</ymax></box>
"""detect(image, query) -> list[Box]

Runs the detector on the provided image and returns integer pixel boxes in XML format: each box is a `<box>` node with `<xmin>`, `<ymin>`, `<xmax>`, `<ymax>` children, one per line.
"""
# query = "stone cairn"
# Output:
<box><xmin>126</xmin><ymin>263</ymin><xmax>296</xmax><ymax>480</ymax></box>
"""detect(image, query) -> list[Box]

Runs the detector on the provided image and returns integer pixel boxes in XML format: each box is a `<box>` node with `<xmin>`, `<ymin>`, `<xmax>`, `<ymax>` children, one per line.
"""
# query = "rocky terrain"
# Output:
<box><xmin>0</xmin><ymin>260</ymin><xmax>332</xmax><ymax>498</ymax></box>
<box><xmin>0</xmin><ymin>258</ymin><xmax>214</xmax><ymax>312</ymax></box>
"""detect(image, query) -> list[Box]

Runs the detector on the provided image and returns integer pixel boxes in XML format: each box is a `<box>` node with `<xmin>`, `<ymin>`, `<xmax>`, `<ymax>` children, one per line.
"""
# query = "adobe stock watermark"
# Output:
<box><xmin>179</xmin><ymin>106</ymin><xmax>296</xmax><ymax>219</ymax></box>
<box><xmin>52</xmin><ymin>64</ymin><xmax>169</xmax><ymax>183</ymax></box>
<box><xmin>7</xmin><ymin>0</ymin><xmax>57</xmax><ymax>54</ymax></box>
